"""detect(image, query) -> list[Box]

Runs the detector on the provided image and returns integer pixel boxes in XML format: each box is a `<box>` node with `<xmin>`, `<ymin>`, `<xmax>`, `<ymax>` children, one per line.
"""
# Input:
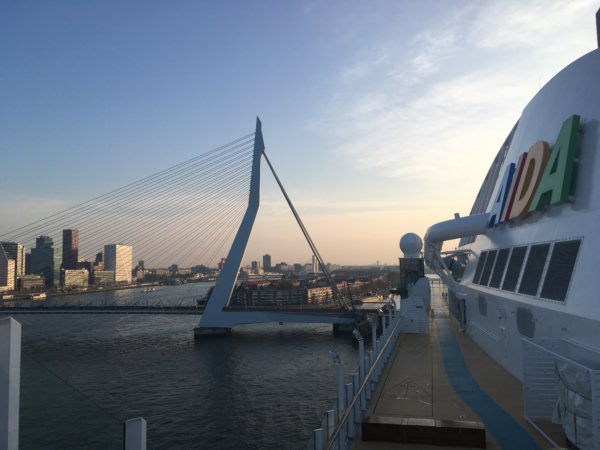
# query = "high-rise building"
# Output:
<box><xmin>311</xmin><ymin>255</ymin><xmax>319</xmax><ymax>273</ymax></box>
<box><xmin>62</xmin><ymin>229</ymin><xmax>79</xmax><ymax>270</ymax></box>
<box><xmin>0</xmin><ymin>245</ymin><xmax>16</xmax><ymax>292</ymax></box>
<box><xmin>251</xmin><ymin>260</ymin><xmax>260</xmax><ymax>274</ymax></box>
<box><xmin>104</xmin><ymin>244</ymin><xmax>133</xmax><ymax>283</ymax></box>
<box><xmin>263</xmin><ymin>254</ymin><xmax>271</xmax><ymax>272</ymax></box>
<box><xmin>1</xmin><ymin>242</ymin><xmax>25</xmax><ymax>288</ymax></box>
<box><xmin>29</xmin><ymin>235</ymin><xmax>55</xmax><ymax>287</ymax></box>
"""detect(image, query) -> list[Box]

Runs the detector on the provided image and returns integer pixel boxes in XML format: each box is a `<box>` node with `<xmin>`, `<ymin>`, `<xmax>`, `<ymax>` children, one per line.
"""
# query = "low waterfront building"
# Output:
<box><xmin>18</xmin><ymin>275</ymin><xmax>45</xmax><ymax>293</ymax></box>
<box><xmin>92</xmin><ymin>270</ymin><xmax>115</xmax><ymax>286</ymax></box>
<box><xmin>231</xmin><ymin>280</ymin><xmax>335</xmax><ymax>307</ymax></box>
<box><xmin>134</xmin><ymin>267</ymin><xmax>147</xmax><ymax>281</ymax></box>
<box><xmin>153</xmin><ymin>268</ymin><xmax>170</xmax><ymax>277</ymax></box>
<box><xmin>61</xmin><ymin>269</ymin><xmax>89</xmax><ymax>288</ymax></box>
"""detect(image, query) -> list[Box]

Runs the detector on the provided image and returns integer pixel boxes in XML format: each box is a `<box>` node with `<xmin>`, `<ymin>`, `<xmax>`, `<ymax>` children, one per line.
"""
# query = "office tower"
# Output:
<box><xmin>1</xmin><ymin>242</ymin><xmax>25</xmax><ymax>286</ymax></box>
<box><xmin>104</xmin><ymin>244</ymin><xmax>133</xmax><ymax>283</ymax></box>
<box><xmin>0</xmin><ymin>245</ymin><xmax>16</xmax><ymax>291</ymax></box>
<box><xmin>263</xmin><ymin>254</ymin><xmax>271</xmax><ymax>272</ymax></box>
<box><xmin>251</xmin><ymin>260</ymin><xmax>260</xmax><ymax>274</ymax></box>
<box><xmin>62</xmin><ymin>229</ymin><xmax>79</xmax><ymax>270</ymax></box>
<box><xmin>311</xmin><ymin>255</ymin><xmax>319</xmax><ymax>273</ymax></box>
<box><xmin>29</xmin><ymin>235</ymin><xmax>55</xmax><ymax>287</ymax></box>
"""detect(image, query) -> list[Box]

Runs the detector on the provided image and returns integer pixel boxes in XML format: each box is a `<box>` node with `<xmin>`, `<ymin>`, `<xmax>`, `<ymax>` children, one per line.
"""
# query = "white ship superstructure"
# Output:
<box><xmin>425</xmin><ymin>13</ymin><xmax>600</xmax><ymax>381</ymax></box>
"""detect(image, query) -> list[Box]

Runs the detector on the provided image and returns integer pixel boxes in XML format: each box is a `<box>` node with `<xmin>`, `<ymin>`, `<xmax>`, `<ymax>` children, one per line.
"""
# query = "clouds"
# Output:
<box><xmin>315</xmin><ymin>0</ymin><xmax>596</xmax><ymax>188</ymax></box>
<box><xmin>469</xmin><ymin>0</ymin><xmax>592</xmax><ymax>52</ymax></box>
<box><xmin>287</xmin><ymin>0</ymin><xmax>598</xmax><ymax>261</ymax></box>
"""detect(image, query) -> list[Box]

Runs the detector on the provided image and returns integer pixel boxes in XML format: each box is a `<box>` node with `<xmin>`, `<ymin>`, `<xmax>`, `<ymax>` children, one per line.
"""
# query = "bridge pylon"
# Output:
<box><xmin>194</xmin><ymin>118</ymin><xmax>355</xmax><ymax>338</ymax></box>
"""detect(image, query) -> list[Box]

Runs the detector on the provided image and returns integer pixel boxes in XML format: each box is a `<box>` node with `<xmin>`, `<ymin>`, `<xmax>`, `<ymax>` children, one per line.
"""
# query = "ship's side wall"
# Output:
<box><xmin>456</xmin><ymin>48</ymin><xmax>600</xmax><ymax>379</ymax></box>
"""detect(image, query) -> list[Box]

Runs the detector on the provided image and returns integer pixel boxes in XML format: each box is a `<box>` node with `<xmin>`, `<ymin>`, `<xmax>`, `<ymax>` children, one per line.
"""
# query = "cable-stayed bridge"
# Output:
<box><xmin>1</xmin><ymin>118</ymin><xmax>361</xmax><ymax>334</ymax></box>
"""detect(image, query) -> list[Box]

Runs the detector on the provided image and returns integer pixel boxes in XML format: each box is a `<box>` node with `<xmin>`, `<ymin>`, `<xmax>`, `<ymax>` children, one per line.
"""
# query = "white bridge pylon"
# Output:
<box><xmin>195</xmin><ymin>118</ymin><xmax>356</xmax><ymax>336</ymax></box>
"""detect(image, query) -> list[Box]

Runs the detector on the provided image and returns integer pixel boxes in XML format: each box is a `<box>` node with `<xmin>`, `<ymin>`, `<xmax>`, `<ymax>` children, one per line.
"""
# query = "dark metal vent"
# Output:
<box><xmin>480</xmin><ymin>250</ymin><xmax>497</xmax><ymax>286</ymax></box>
<box><xmin>540</xmin><ymin>240</ymin><xmax>581</xmax><ymax>301</ymax></box>
<box><xmin>473</xmin><ymin>251</ymin><xmax>488</xmax><ymax>284</ymax></box>
<box><xmin>478</xmin><ymin>294</ymin><xmax>487</xmax><ymax>316</ymax></box>
<box><xmin>489</xmin><ymin>248</ymin><xmax>509</xmax><ymax>288</ymax></box>
<box><xmin>502</xmin><ymin>246</ymin><xmax>527</xmax><ymax>292</ymax></box>
<box><xmin>516</xmin><ymin>307</ymin><xmax>535</xmax><ymax>338</ymax></box>
<box><xmin>519</xmin><ymin>244</ymin><xmax>550</xmax><ymax>296</ymax></box>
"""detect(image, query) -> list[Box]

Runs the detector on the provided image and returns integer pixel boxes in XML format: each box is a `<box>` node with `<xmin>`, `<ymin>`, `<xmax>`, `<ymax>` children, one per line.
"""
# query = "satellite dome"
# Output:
<box><xmin>399</xmin><ymin>233</ymin><xmax>422</xmax><ymax>258</ymax></box>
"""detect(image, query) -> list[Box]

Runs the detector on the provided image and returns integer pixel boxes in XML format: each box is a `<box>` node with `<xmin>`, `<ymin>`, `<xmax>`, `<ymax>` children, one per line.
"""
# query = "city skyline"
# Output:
<box><xmin>1</xmin><ymin>1</ymin><xmax>597</xmax><ymax>264</ymax></box>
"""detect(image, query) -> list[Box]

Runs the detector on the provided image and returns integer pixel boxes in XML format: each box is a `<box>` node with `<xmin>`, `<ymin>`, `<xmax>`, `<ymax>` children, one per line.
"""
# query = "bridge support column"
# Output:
<box><xmin>194</xmin><ymin>327</ymin><xmax>232</xmax><ymax>339</ymax></box>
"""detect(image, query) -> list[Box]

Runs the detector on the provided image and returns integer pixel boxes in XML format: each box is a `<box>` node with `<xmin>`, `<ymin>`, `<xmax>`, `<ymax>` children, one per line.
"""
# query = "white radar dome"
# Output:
<box><xmin>399</xmin><ymin>233</ymin><xmax>423</xmax><ymax>258</ymax></box>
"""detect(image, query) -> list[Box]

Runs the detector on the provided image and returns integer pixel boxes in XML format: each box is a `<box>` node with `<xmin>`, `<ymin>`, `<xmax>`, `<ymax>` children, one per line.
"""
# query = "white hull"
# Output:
<box><xmin>447</xmin><ymin>284</ymin><xmax>599</xmax><ymax>381</ymax></box>
<box><xmin>426</xmin><ymin>43</ymin><xmax>600</xmax><ymax>381</ymax></box>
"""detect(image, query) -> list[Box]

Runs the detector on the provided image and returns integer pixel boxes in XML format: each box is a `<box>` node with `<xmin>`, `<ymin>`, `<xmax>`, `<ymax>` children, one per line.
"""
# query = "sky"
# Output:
<box><xmin>1</xmin><ymin>0</ymin><xmax>598</xmax><ymax>267</ymax></box>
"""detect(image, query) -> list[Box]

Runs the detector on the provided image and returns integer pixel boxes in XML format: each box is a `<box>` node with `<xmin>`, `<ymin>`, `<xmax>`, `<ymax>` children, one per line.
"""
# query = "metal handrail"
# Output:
<box><xmin>323</xmin><ymin>312</ymin><xmax>402</xmax><ymax>450</ymax></box>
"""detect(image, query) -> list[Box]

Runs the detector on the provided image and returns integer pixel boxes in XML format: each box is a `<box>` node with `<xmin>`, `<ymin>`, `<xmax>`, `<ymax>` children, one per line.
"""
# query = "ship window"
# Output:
<box><xmin>540</xmin><ymin>239</ymin><xmax>581</xmax><ymax>301</ymax></box>
<box><xmin>502</xmin><ymin>246</ymin><xmax>527</xmax><ymax>292</ymax></box>
<box><xmin>518</xmin><ymin>243</ymin><xmax>551</xmax><ymax>296</ymax></box>
<box><xmin>480</xmin><ymin>249</ymin><xmax>497</xmax><ymax>286</ymax></box>
<box><xmin>489</xmin><ymin>248</ymin><xmax>509</xmax><ymax>288</ymax></box>
<box><xmin>473</xmin><ymin>251</ymin><xmax>488</xmax><ymax>284</ymax></box>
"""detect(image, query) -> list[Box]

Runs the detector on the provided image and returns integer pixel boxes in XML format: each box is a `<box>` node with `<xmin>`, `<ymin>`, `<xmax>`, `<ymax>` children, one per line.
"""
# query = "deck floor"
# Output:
<box><xmin>352</xmin><ymin>285</ymin><xmax>565</xmax><ymax>450</ymax></box>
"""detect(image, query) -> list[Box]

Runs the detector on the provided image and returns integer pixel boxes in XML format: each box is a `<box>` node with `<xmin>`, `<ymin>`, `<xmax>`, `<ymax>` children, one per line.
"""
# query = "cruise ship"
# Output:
<box><xmin>424</xmin><ymin>8</ymin><xmax>600</xmax><ymax>447</ymax></box>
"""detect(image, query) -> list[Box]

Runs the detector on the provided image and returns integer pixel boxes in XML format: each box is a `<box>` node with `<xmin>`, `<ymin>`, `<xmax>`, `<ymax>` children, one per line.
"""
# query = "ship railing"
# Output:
<box><xmin>1</xmin><ymin>317</ymin><xmax>147</xmax><ymax>450</ymax></box>
<box><xmin>307</xmin><ymin>305</ymin><xmax>402</xmax><ymax>450</ymax></box>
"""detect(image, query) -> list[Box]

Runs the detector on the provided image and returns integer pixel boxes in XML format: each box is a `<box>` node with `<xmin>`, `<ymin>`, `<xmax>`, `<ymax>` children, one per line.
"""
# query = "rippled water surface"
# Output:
<box><xmin>7</xmin><ymin>284</ymin><xmax>359</xmax><ymax>449</ymax></box>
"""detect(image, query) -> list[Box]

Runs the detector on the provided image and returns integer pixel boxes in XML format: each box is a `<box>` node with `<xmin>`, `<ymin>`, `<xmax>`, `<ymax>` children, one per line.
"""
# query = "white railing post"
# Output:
<box><xmin>352</xmin><ymin>329</ymin><xmax>365</xmax><ymax>384</ymax></box>
<box><xmin>330</xmin><ymin>351</ymin><xmax>345</xmax><ymax>418</ymax></box>
<box><xmin>313</xmin><ymin>428</ymin><xmax>323</xmax><ymax>450</ymax></box>
<box><xmin>125</xmin><ymin>417</ymin><xmax>147</xmax><ymax>450</ymax></box>
<box><xmin>326</xmin><ymin>409</ymin><xmax>336</xmax><ymax>439</ymax></box>
<box><xmin>360</xmin><ymin>357</ymin><xmax>367</xmax><ymax>410</ymax></box>
<box><xmin>370</xmin><ymin>320</ymin><xmax>377</xmax><ymax>353</ymax></box>
<box><xmin>1</xmin><ymin>317</ymin><xmax>21</xmax><ymax>450</ymax></box>
<box><xmin>345</xmin><ymin>383</ymin><xmax>354</xmax><ymax>439</ymax></box>
<box><xmin>353</xmin><ymin>373</ymin><xmax>360</xmax><ymax>424</ymax></box>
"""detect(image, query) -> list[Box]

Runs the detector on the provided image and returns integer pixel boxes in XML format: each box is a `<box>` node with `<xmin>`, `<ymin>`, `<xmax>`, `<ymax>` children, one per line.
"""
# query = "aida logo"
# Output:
<box><xmin>488</xmin><ymin>115</ymin><xmax>581</xmax><ymax>227</ymax></box>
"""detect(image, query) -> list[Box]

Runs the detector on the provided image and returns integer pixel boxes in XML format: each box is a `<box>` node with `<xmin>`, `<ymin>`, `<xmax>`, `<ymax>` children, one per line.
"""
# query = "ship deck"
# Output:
<box><xmin>352</xmin><ymin>285</ymin><xmax>565</xmax><ymax>450</ymax></box>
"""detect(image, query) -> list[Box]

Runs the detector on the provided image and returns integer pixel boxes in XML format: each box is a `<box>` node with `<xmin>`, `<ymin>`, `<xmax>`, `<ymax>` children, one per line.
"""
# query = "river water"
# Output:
<box><xmin>5</xmin><ymin>283</ymin><xmax>359</xmax><ymax>449</ymax></box>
